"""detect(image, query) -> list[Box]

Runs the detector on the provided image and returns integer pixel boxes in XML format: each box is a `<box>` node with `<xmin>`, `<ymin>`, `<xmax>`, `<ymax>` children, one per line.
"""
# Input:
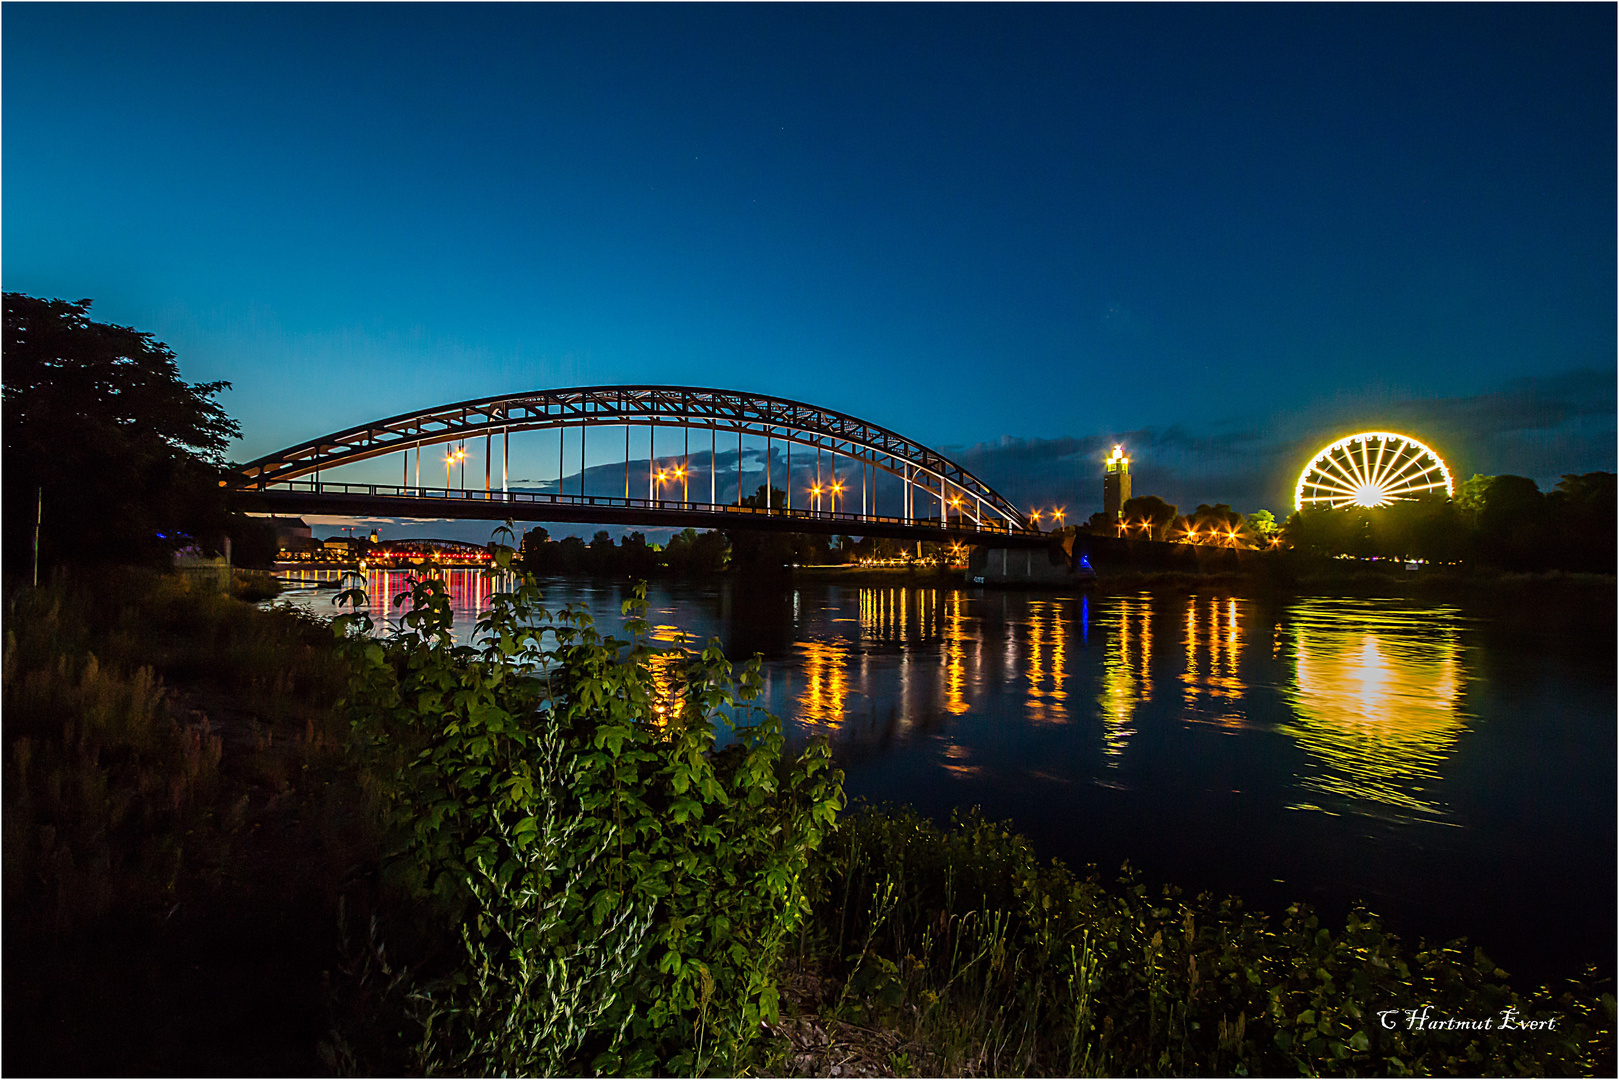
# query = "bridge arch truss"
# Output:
<box><xmin>231</xmin><ymin>385</ymin><xmax>1034</xmax><ymax>538</ymax></box>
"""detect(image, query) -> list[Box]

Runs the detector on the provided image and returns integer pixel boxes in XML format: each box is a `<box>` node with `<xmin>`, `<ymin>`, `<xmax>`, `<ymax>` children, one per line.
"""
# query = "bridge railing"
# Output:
<box><xmin>257</xmin><ymin>479</ymin><xmax>1031</xmax><ymax>536</ymax></box>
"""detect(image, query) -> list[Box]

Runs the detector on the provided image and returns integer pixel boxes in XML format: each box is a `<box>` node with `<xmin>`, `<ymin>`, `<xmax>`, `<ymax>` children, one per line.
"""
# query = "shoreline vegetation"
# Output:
<box><xmin>5</xmin><ymin>560</ymin><xmax>1613</xmax><ymax>1076</ymax></box>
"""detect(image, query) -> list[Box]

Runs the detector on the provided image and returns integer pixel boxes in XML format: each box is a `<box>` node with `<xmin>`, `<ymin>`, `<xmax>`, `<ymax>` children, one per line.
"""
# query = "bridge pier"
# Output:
<box><xmin>966</xmin><ymin>536</ymin><xmax>1095</xmax><ymax>587</ymax></box>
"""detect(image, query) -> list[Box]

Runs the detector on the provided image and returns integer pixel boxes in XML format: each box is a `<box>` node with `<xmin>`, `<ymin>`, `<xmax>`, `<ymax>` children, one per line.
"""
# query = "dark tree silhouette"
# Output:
<box><xmin>3</xmin><ymin>293</ymin><xmax>240</xmax><ymax>571</ymax></box>
<box><xmin>726</xmin><ymin>485</ymin><xmax>829</xmax><ymax>572</ymax></box>
<box><xmin>1119</xmin><ymin>495</ymin><xmax>1180</xmax><ymax>541</ymax></box>
<box><xmin>1280</xmin><ymin>474</ymin><xmax>1614</xmax><ymax>571</ymax></box>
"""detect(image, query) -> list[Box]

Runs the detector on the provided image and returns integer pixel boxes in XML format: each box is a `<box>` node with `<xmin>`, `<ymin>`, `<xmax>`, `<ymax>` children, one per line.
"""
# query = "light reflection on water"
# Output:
<box><xmin>1182</xmin><ymin>596</ymin><xmax>1246</xmax><ymax>727</ymax></box>
<box><xmin>274</xmin><ymin>573</ymin><xmax>1472</xmax><ymax>826</ymax></box>
<box><xmin>269</xmin><ymin>569</ymin><xmax>1612</xmax><ymax>979</ymax></box>
<box><xmin>272</xmin><ymin>568</ymin><xmax>500</xmax><ymax>639</ymax></box>
<box><xmin>1098</xmin><ymin>594</ymin><xmax>1151</xmax><ymax>763</ymax></box>
<box><xmin>1024</xmin><ymin>599</ymin><xmax>1069</xmax><ymax>724</ymax></box>
<box><xmin>1283</xmin><ymin>599</ymin><xmax>1469</xmax><ymax>821</ymax></box>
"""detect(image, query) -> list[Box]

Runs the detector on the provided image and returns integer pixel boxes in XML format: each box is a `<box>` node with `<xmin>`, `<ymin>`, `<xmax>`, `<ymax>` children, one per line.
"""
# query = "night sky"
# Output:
<box><xmin>5</xmin><ymin>4</ymin><xmax>1613</xmax><ymax>538</ymax></box>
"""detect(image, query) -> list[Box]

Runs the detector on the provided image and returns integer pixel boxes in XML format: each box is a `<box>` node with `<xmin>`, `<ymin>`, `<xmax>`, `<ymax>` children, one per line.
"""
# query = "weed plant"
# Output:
<box><xmin>800</xmin><ymin>805</ymin><xmax>1614</xmax><ymax>1076</ymax></box>
<box><xmin>332</xmin><ymin>534</ymin><xmax>845</xmax><ymax>1075</ymax></box>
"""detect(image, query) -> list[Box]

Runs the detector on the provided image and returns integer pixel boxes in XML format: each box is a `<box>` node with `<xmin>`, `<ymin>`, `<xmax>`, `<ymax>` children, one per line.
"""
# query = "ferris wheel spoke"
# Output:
<box><xmin>1301</xmin><ymin>478</ymin><xmax>1362</xmax><ymax>502</ymax></box>
<box><xmin>1377</xmin><ymin>445</ymin><xmax>1427</xmax><ymax>489</ymax></box>
<box><xmin>1372</xmin><ymin>440</ymin><xmax>1398</xmax><ymax>488</ymax></box>
<box><xmin>1344</xmin><ymin>447</ymin><xmax>1376</xmax><ymax>487</ymax></box>
<box><xmin>1358</xmin><ymin>439</ymin><xmax>1376</xmax><ymax>490</ymax></box>
<box><xmin>1377</xmin><ymin>452</ymin><xmax>1435</xmax><ymax>494</ymax></box>
<box><xmin>1388</xmin><ymin>474</ymin><xmax>1447</xmax><ymax>496</ymax></box>
<box><xmin>1368</xmin><ymin>436</ymin><xmax>1403</xmax><ymax>489</ymax></box>
<box><xmin>1318</xmin><ymin>453</ymin><xmax>1369</xmax><ymax>493</ymax></box>
<box><xmin>1304</xmin><ymin>475</ymin><xmax>1362</xmax><ymax>498</ymax></box>
<box><xmin>1313</xmin><ymin>452</ymin><xmax>1363</xmax><ymax>491</ymax></box>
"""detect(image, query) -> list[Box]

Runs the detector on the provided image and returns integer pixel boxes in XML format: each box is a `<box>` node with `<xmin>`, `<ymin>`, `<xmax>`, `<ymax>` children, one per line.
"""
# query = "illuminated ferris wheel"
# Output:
<box><xmin>1294</xmin><ymin>432</ymin><xmax>1453</xmax><ymax>511</ymax></box>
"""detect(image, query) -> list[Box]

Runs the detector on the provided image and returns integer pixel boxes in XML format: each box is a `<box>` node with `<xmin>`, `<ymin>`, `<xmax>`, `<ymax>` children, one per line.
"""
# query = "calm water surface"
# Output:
<box><xmin>275</xmin><ymin>569</ymin><xmax>1615</xmax><ymax>982</ymax></box>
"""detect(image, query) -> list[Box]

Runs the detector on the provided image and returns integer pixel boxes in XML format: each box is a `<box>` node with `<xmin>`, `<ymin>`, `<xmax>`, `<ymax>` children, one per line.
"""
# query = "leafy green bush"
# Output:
<box><xmin>806</xmin><ymin>805</ymin><xmax>1614</xmax><ymax>1077</ymax></box>
<box><xmin>336</xmin><ymin>537</ymin><xmax>844</xmax><ymax>1075</ymax></box>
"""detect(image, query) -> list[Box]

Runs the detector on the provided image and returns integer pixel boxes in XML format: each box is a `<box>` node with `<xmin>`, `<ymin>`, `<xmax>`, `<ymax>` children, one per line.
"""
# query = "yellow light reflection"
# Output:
<box><xmin>943</xmin><ymin>590</ymin><xmax>970</xmax><ymax>715</ymax></box>
<box><xmin>940</xmin><ymin>740</ymin><xmax>981</xmax><ymax>778</ymax></box>
<box><xmin>1024</xmin><ymin>599</ymin><xmax>1069</xmax><ymax>723</ymax></box>
<box><xmin>1181</xmin><ymin>595</ymin><xmax>1247</xmax><ymax>726</ymax></box>
<box><xmin>1098</xmin><ymin>594</ymin><xmax>1152</xmax><ymax>762</ymax></box>
<box><xmin>796</xmin><ymin>639</ymin><xmax>850</xmax><ymax>729</ymax></box>
<box><xmin>1284</xmin><ymin>599</ymin><xmax>1468</xmax><ymax>819</ymax></box>
<box><xmin>861</xmin><ymin>586</ymin><xmax>979</xmax><ymax>720</ymax></box>
<box><xmin>642</xmin><ymin>651</ymin><xmax>685</xmax><ymax>728</ymax></box>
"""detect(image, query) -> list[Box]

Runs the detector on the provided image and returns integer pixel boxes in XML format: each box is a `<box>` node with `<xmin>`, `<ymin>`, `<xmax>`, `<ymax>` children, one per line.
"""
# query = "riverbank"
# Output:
<box><xmin>790</xmin><ymin>563</ymin><xmax>963</xmax><ymax>586</ymax></box>
<box><xmin>1087</xmin><ymin>563</ymin><xmax>1617</xmax><ymax>599</ymax></box>
<box><xmin>3</xmin><ymin>569</ymin><xmax>365</xmax><ymax>1075</ymax></box>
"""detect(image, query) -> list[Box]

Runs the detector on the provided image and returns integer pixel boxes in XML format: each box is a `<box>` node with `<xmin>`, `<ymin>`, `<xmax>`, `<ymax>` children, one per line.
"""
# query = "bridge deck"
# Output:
<box><xmin>235</xmin><ymin>482</ymin><xmax>1053</xmax><ymax>547</ymax></box>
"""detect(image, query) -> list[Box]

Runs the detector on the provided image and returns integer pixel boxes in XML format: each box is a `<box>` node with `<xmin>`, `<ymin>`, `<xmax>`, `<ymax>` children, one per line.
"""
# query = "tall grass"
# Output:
<box><xmin>3</xmin><ymin>569</ymin><xmax>353</xmax><ymax>940</ymax></box>
<box><xmin>799</xmin><ymin>805</ymin><xmax>1614</xmax><ymax>1077</ymax></box>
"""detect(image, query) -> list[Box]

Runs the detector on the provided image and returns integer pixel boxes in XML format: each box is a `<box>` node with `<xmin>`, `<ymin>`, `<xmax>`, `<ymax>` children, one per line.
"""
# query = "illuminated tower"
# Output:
<box><xmin>1103</xmin><ymin>444</ymin><xmax>1131</xmax><ymax>521</ymax></box>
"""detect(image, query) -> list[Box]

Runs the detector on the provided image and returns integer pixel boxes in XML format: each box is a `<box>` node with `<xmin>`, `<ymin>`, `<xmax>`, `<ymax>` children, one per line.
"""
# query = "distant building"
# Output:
<box><xmin>1103</xmin><ymin>445</ymin><xmax>1131</xmax><ymax>521</ymax></box>
<box><xmin>269</xmin><ymin>517</ymin><xmax>320</xmax><ymax>555</ymax></box>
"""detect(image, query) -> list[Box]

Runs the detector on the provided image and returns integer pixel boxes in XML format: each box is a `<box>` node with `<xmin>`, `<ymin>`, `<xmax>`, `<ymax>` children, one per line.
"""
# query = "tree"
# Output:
<box><xmin>1120</xmin><ymin>495</ymin><xmax>1180</xmax><ymax>541</ymax></box>
<box><xmin>1248</xmin><ymin>509</ymin><xmax>1279</xmax><ymax>541</ymax></box>
<box><xmin>727</xmin><ymin>486</ymin><xmax>827</xmax><ymax>572</ymax></box>
<box><xmin>1467</xmin><ymin>475</ymin><xmax>1546</xmax><ymax>570</ymax></box>
<box><xmin>618</xmin><ymin>531</ymin><xmax>658</xmax><ymax>577</ymax></box>
<box><xmin>556</xmin><ymin>535</ymin><xmax>588</xmax><ymax>574</ymax></box>
<box><xmin>689</xmin><ymin>529</ymin><xmax>730</xmax><ymax>573</ymax></box>
<box><xmin>1183</xmin><ymin>503</ymin><xmax>1247</xmax><ymax>546</ymax></box>
<box><xmin>1456</xmin><ymin>474</ymin><xmax>1494</xmax><ymax>521</ymax></box>
<box><xmin>5</xmin><ymin>294</ymin><xmax>242</xmax><ymax>572</ymax></box>
<box><xmin>1546</xmin><ymin>473</ymin><xmax>1616</xmax><ymax>572</ymax></box>
<box><xmin>1081</xmin><ymin>511</ymin><xmax>1113</xmax><ymax>534</ymax></box>
<box><xmin>1282</xmin><ymin>505</ymin><xmax>1370</xmax><ymax>557</ymax></box>
<box><xmin>654</xmin><ymin>529</ymin><xmax>728</xmax><ymax>575</ymax></box>
<box><xmin>585</xmin><ymin>530</ymin><xmax>618</xmax><ymax>574</ymax></box>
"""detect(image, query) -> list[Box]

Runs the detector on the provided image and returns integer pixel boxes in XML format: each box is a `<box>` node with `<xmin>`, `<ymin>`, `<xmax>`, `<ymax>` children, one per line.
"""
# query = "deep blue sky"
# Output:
<box><xmin>5</xmin><ymin>4</ymin><xmax>1613</xmax><ymax>532</ymax></box>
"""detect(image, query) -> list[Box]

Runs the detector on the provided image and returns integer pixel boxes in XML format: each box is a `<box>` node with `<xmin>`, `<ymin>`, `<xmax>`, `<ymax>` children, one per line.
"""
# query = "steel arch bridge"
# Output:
<box><xmin>229</xmin><ymin>385</ymin><xmax>1046</xmax><ymax>546</ymax></box>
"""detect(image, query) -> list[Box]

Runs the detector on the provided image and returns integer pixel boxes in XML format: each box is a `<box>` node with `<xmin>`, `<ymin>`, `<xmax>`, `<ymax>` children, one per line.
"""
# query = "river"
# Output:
<box><xmin>273</xmin><ymin>568</ymin><xmax>1615</xmax><ymax>984</ymax></box>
